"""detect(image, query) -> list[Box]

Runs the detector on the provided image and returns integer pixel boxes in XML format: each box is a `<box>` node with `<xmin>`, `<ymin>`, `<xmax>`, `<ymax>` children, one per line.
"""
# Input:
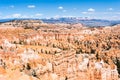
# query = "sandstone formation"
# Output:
<box><xmin>0</xmin><ymin>20</ymin><xmax>119</xmax><ymax>80</ymax></box>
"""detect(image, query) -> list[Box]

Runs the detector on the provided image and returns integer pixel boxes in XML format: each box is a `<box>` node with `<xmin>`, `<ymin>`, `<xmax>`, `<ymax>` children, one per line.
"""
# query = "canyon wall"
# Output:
<box><xmin>0</xmin><ymin>20</ymin><xmax>119</xmax><ymax>80</ymax></box>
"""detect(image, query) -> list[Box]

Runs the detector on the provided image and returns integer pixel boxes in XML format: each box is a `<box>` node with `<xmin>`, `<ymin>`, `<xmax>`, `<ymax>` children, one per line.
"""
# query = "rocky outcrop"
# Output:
<box><xmin>0</xmin><ymin>20</ymin><xmax>119</xmax><ymax>80</ymax></box>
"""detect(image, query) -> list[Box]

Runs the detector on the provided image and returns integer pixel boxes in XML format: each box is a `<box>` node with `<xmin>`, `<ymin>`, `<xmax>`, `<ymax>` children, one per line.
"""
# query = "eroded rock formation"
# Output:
<box><xmin>0</xmin><ymin>20</ymin><xmax>119</xmax><ymax>80</ymax></box>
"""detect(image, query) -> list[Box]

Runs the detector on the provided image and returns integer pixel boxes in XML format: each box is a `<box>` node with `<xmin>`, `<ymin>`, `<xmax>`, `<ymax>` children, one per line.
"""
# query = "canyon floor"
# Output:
<box><xmin>0</xmin><ymin>20</ymin><xmax>120</xmax><ymax>80</ymax></box>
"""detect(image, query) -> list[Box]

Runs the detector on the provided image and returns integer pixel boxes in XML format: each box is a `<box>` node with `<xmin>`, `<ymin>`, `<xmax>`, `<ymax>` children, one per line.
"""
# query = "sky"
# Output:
<box><xmin>0</xmin><ymin>0</ymin><xmax>120</xmax><ymax>20</ymax></box>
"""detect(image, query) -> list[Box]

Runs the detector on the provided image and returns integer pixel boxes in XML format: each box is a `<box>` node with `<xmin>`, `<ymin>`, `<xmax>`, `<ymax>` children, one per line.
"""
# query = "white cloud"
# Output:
<box><xmin>10</xmin><ymin>5</ymin><xmax>14</xmax><ymax>8</ymax></box>
<box><xmin>62</xmin><ymin>15</ymin><xmax>76</xmax><ymax>17</ymax></box>
<box><xmin>12</xmin><ymin>14</ymin><xmax>21</xmax><ymax>18</ymax></box>
<box><xmin>3</xmin><ymin>13</ymin><xmax>43</xmax><ymax>19</ymax></box>
<box><xmin>3</xmin><ymin>14</ymin><xmax>30</xmax><ymax>19</ymax></box>
<box><xmin>81</xmin><ymin>8</ymin><xmax>95</xmax><ymax>14</ymax></box>
<box><xmin>58</xmin><ymin>6</ymin><xmax>63</xmax><ymax>10</ymax></box>
<box><xmin>108</xmin><ymin>8</ymin><xmax>113</xmax><ymax>11</ymax></box>
<box><xmin>88</xmin><ymin>8</ymin><xmax>95</xmax><ymax>12</ymax></box>
<box><xmin>54</xmin><ymin>15</ymin><xmax>60</xmax><ymax>19</ymax></box>
<box><xmin>27</xmin><ymin>5</ymin><xmax>36</xmax><ymax>8</ymax></box>
<box><xmin>98</xmin><ymin>12</ymin><xmax>120</xmax><ymax>14</ymax></box>
<box><xmin>81</xmin><ymin>11</ymin><xmax>95</xmax><ymax>14</ymax></box>
<box><xmin>35</xmin><ymin>13</ymin><xmax>43</xmax><ymax>16</ymax></box>
<box><xmin>81</xmin><ymin>12</ymin><xmax>88</xmax><ymax>14</ymax></box>
<box><xmin>20</xmin><ymin>15</ymin><xmax>29</xmax><ymax>18</ymax></box>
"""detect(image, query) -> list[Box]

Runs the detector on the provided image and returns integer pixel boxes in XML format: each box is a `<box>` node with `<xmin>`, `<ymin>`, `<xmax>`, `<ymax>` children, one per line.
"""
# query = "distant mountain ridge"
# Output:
<box><xmin>0</xmin><ymin>18</ymin><xmax>39</xmax><ymax>23</ymax></box>
<box><xmin>0</xmin><ymin>18</ymin><xmax>120</xmax><ymax>27</ymax></box>
<box><xmin>41</xmin><ymin>18</ymin><xmax>120</xmax><ymax>27</ymax></box>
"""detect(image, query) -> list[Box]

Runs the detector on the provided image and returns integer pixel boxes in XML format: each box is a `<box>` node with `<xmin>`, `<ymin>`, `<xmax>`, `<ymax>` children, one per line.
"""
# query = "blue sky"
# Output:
<box><xmin>0</xmin><ymin>0</ymin><xmax>120</xmax><ymax>20</ymax></box>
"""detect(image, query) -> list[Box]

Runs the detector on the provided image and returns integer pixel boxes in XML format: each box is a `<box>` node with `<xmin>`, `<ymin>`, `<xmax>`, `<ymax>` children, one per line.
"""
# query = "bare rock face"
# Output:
<box><xmin>0</xmin><ymin>20</ymin><xmax>119</xmax><ymax>80</ymax></box>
